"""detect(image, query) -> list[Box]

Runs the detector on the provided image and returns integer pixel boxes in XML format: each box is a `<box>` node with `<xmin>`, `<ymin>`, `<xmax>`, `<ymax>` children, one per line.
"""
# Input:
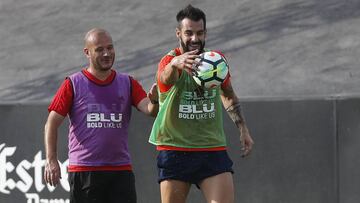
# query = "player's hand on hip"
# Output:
<box><xmin>44</xmin><ymin>158</ymin><xmax>62</xmax><ymax>187</ymax></box>
<box><xmin>170</xmin><ymin>50</ymin><xmax>201</xmax><ymax>72</ymax></box>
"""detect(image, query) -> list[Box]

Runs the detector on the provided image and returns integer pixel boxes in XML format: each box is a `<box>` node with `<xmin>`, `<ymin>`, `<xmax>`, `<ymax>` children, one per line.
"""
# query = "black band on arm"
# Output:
<box><xmin>150</xmin><ymin>100</ymin><xmax>159</xmax><ymax>104</ymax></box>
<box><xmin>226</xmin><ymin>102</ymin><xmax>245</xmax><ymax>128</ymax></box>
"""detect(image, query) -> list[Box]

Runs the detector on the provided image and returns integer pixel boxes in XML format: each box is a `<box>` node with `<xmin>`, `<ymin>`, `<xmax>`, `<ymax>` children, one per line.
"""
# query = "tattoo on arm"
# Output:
<box><xmin>226</xmin><ymin>102</ymin><xmax>245</xmax><ymax>128</ymax></box>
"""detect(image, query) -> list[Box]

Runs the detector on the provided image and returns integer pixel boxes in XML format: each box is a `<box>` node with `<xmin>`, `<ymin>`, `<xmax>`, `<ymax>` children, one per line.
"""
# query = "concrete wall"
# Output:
<box><xmin>0</xmin><ymin>98</ymin><xmax>359</xmax><ymax>203</ymax></box>
<box><xmin>1</xmin><ymin>0</ymin><xmax>360</xmax><ymax>102</ymax></box>
<box><xmin>337</xmin><ymin>99</ymin><xmax>360</xmax><ymax>203</ymax></box>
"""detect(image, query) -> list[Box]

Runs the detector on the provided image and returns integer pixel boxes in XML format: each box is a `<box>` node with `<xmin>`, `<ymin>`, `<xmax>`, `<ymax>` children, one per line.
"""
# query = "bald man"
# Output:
<box><xmin>44</xmin><ymin>28</ymin><xmax>158</xmax><ymax>203</ymax></box>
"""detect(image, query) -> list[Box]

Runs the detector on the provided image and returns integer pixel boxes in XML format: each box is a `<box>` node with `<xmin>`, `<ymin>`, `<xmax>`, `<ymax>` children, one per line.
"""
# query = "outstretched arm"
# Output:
<box><xmin>44</xmin><ymin>111</ymin><xmax>65</xmax><ymax>186</ymax></box>
<box><xmin>159</xmin><ymin>50</ymin><xmax>200</xmax><ymax>85</ymax></box>
<box><xmin>221</xmin><ymin>80</ymin><xmax>254</xmax><ymax>157</ymax></box>
<box><xmin>137</xmin><ymin>83</ymin><xmax>159</xmax><ymax>117</ymax></box>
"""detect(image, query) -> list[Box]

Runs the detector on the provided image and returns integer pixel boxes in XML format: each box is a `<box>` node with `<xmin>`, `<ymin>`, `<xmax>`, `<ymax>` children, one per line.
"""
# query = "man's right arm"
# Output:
<box><xmin>44</xmin><ymin>78</ymin><xmax>73</xmax><ymax>186</ymax></box>
<box><xmin>159</xmin><ymin>49</ymin><xmax>200</xmax><ymax>85</ymax></box>
<box><xmin>44</xmin><ymin>111</ymin><xmax>65</xmax><ymax>187</ymax></box>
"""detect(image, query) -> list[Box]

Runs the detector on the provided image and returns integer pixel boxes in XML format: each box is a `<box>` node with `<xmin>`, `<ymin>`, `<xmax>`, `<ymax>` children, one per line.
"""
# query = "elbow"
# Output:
<box><xmin>160</xmin><ymin>75</ymin><xmax>170</xmax><ymax>85</ymax></box>
<box><xmin>160</xmin><ymin>73</ymin><xmax>176</xmax><ymax>85</ymax></box>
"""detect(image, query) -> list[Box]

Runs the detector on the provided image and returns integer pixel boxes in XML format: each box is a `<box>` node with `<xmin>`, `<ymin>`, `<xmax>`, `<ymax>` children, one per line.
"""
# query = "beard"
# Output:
<box><xmin>180</xmin><ymin>38</ymin><xmax>205</xmax><ymax>54</ymax></box>
<box><xmin>93</xmin><ymin>56</ymin><xmax>114</xmax><ymax>71</ymax></box>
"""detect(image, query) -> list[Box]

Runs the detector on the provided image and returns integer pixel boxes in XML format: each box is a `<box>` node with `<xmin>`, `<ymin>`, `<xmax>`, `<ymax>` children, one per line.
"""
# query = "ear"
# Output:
<box><xmin>83</xmin><ymin>48</ymin><xmax>90</xmax><ymax>58</ymax></box>
<box><xmin>175</xmin><ymin>27</ymin><xmax>181</xmax><ymax>39</ymax></box>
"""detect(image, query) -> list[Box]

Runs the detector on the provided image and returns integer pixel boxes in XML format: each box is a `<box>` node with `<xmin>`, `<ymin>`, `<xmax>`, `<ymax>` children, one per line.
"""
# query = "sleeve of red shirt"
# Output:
<box><xmin>48</xmin><ymin>78</ymin><xmax>73</xmax><ymax>116</ymax></box>
<box><xmin>130</xmin><ymin>76</ymin><xmax>147</xmax><ymax>107</ymax></box>
<box><xmin>49</xmin><ymin>76</ymin><xmax>147</xmax><ymax>114</ymax></box>
<box><xmin>157</xmin><ymin>55</ymin><xmax>177</xmax><ymax>93</ymax></box>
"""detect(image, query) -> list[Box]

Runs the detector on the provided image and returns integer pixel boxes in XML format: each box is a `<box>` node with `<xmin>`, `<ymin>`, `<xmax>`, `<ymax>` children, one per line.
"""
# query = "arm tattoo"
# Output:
<box><xmin>226</xmin><ymin>102</ymin><xmax>245</xmax><ymax>128</ymax></box>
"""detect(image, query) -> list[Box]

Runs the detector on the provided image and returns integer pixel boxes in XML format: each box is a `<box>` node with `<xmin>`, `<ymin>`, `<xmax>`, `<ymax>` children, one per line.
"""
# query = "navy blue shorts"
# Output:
<box><xmin>157</xmin><ymin>150</ymin><xmax>234</xmax><ymax>186</ymax></box>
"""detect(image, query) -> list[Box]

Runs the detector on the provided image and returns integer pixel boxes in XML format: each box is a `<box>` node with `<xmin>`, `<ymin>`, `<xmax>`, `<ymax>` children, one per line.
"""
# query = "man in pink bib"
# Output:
<box><xmin>44</xmin><ymin>28</ymin><xmax>158</xmax><ymax>203</ymax></box>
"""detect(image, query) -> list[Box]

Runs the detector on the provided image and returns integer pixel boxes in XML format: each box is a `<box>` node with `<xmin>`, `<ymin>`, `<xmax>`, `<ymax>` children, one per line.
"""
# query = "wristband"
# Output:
<box><xmin>150</xmin><ymin>100</ymin><xmax>159</xmax><ymax>104</ymax></box>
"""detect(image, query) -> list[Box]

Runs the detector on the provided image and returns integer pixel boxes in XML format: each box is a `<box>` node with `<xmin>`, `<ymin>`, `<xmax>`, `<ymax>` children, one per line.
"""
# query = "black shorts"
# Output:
<box><xmin>68</xmin><ymin>170</ymin><xmax>136</xmax><ymax>203</ymax></box>
<box><xmin>157</xmin><ymin>150</ymin><xmax>234</xmax><ymax>187</ymax></box>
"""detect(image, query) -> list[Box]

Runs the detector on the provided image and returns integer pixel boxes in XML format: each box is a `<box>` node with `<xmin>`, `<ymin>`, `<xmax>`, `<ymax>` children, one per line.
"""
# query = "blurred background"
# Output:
<box><xmin>1</xmin><ymin>0</ymin><xmax>360</xmax><ymax>102</ymax></box>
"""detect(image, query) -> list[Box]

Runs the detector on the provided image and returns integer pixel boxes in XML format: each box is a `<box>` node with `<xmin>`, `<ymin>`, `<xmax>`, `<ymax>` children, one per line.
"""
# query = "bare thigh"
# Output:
<box><xmin>160</xmin><ymin>179</ymin><xmax>191</xmax><ymax>203</ymax></box>
<box><xmin>199</xmin><ymin>172</ymin><xmax>234</xmax><ymax>203</ymax></box>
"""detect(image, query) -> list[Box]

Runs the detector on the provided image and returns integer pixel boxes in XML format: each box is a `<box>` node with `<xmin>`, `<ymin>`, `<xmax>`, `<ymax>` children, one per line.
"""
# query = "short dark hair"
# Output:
<box><xmin>176</xmin><ymin>4</ymin><xmax>206</xmax><ymax>30</ymax></box>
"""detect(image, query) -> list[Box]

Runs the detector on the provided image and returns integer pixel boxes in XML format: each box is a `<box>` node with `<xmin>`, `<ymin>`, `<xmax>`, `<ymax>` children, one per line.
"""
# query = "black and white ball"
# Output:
<box><xmin>192</xmin><ymin>51</ymin><xmax>229</xmax><ymax>88</ymax></box>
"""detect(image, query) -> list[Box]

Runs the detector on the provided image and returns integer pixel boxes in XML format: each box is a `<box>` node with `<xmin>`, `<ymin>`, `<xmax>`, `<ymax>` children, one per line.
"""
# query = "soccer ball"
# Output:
<box><xmin>192</xmin><ymin>51</ymin><xmax>229</xmax><ymax>88</ymax></box>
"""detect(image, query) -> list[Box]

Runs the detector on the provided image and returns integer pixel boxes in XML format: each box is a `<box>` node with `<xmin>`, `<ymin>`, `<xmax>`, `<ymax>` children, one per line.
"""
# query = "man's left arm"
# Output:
<box><xmin>220</xmin><ymin>79</ymin><xmax>254</xmax><ymax>157</ymax></box>
<box><xmin>137</xmin><ymin>83</ymin><xmax>159</xmax><ymax>117</ymax></box>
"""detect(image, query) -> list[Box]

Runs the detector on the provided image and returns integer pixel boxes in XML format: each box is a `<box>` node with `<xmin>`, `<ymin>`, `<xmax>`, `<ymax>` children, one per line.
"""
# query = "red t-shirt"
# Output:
<box><xmin>48</xmin><ymin>69</ymin><xmax>147</xmax><ymax>116</ymax></box>
<box><xmin>48</xmin><ymin>69</ymin><xmax>147</xmax><ymax>172</ymax></box>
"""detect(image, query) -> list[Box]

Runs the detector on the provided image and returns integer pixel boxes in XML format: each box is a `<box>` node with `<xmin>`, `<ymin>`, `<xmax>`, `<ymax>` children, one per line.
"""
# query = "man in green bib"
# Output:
<box><xmin>149</xmin><ymin>4</ymin><xmax>254</xmax><ymax>203</ymax></box>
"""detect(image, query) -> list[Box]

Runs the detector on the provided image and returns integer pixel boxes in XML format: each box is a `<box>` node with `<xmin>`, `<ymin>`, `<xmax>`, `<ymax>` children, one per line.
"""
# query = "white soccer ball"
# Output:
<box><xmin>192</xmin><ymin>51</ymin><xmax>229</xmax><ymax>89</ymax></box>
